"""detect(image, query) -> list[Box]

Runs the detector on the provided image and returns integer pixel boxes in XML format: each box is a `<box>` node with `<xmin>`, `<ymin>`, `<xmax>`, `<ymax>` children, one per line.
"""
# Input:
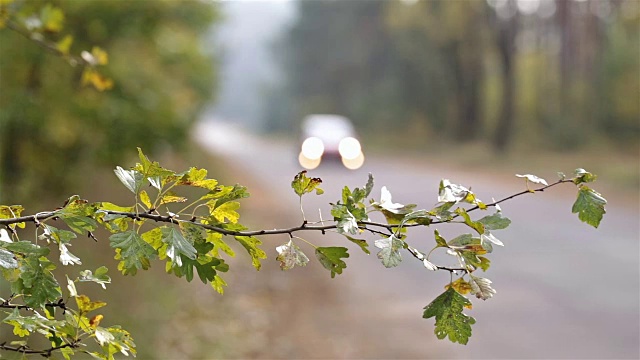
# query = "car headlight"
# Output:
<box><xmin>338</xmin><ymin>137</ymin><xmax>361</xmax><ymax>160</ymax></box>
<box><xmin>301</xmin><ymin>137</ymin><xmax>324</xmax><ymax>160</ymax></box>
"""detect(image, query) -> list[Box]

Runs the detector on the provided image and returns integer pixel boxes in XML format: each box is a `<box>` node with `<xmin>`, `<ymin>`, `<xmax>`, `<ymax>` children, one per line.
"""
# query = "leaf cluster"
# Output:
<box><xmin>0</xmin><ymin>150</ymin><xmax>608</xmax><ymax>358</ymax></box>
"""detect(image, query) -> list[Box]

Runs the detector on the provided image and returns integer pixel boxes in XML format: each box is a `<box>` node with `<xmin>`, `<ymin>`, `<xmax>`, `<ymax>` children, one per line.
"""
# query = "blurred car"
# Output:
<box><xmin>298</xmin><ymin>114</ymin><xmax>365</xmax><ymax>170</ymax></box>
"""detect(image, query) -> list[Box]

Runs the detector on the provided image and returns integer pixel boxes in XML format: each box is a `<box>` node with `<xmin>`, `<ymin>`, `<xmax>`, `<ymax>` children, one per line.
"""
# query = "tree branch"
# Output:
<box><xmin>0</xmin><ymin>342</ymin><xmax>78</xmax><ymax>357</ymax></box>
<box><xmin>5</xmin><ymin>19</ymin><xmax>89</xmax><ymax>67</ymax></box>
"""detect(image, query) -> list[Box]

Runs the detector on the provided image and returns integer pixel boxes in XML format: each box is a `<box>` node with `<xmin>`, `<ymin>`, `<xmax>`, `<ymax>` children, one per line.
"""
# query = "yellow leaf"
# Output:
<box><xmin>212</xmin><ymin>201</ymin><xmax>240</xmax><ymax>223</ymax></box>
<box><xmin>139</xmin><ymin>190</ymin><xmax>152</xmax><ymax>209</ymax></box>
<box><xmin>160</xmin><ymin>194</ymin><xmax>187</xmax><ymax>204</ymax></box>
<box><xmin>445</xmin><ymin>277</ymin><xmax>473</xmax><ymax>295</ymax></box>
<box><xmin>56</xmin><ymin>34</ymin><xmax>73</xmax><ymax>55</ymax></box>
<box><xmin>81</xmin><ymin>68</ymin><xmax>113</xmax><ymax>91</ymax></box>
<box><xmin>75</xmin><ymin>295</ymin><xmax>107</xmax><ymax>314</ymax></box>
<box><xmin>91</xmin><ymin>46</ymin><xmax>108</xmax><ymax>65</ymax></box>
<box><xmin>89</xmin><ymin>314</ymin><xmax>103</xmax><ymax>328</ymax></box>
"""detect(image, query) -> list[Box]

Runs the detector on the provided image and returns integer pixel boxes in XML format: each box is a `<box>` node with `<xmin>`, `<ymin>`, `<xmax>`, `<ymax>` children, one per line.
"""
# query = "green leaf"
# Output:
<box><xmin>39</xmin><ymin>224</ymin><xmax>76</xmax><ymax>244</ymax></box>
<box><xmin>363</xmin><ymin>173</ymin><xmax>374</xmax><ymax>199</ymax></box>
<box><xmin>161</xmin><ymin>226</ymin><xmax>197</xmax><ymax>267</ymax></box>
<box><xmin>97</xmin><ymin>203</ymin><xmax>134</xmax><ymax>232</ymax></box>
<box><xmin>400</xmin><ymin>210</ymin><xmax>433</xmax><ymax>227</ymax></box>
<box><xmin>374</xmin><ymin>235</ymin><xmax>404</xmax><ymax>268</ymax></box>
<box><xmin>477</xmin><ymin>256</ymin><xmax>491</xmax><ymax>271</ymax></box>
<box><xmin>104</xmin><ymin>326</ymin><xmax>136</xmax><ymax>357</ymax></box>
<box><xmin>291</xmin><ymin>170</ymin><xmax>323</xmax><ymax>197</ymax></box>
<box><xmin>235</xmin><ymin>235</ymin><xmax>267</xmax><ymax>270</ymax></box>
<box><xmin>573</xmin><ymin>168</ymin><xmax>597</xmax><ymax>185</ymax></box>
<box><xmin>423</xmin><ymin>287</ymin><xmax>476</xmax><ymax>345</ymax></box>
<box><xmin>57</xmin><ymin>196</ymin><xmax>99</xmax><ymax>233</ymax></box>
<box><xmin>3</xmin><ymin>308</ymin><xmax>65</xmax><ymax>338</ymax></box>
<box><xmin>135</xmin><ymin>148</ymin><xmax>175</xmax><ymax>181</ymax></box>
<box><xmin>79</xmin><ymin>266</ymin><xmax>111</xmax><ymax>289</ymax></box>
<box><xmin>344</xmin><ymin>235</ymin><xmax>370</xmax><ymax>255</ymax></box>
<box><xmin>455</xmin><ymin>208</ymin><xmax>485</xmax><ymax>235</ymax></box>
<box><xmin>113</xmin><ymin>166</ymin><xmax>144</xmax><ymax>194</ymax></box>
<box><xmin>0</xmin><ymin>248</ymin><xmax>17</xmax><ymax>269</ymax></box>
<box><xmin>109</xmin><ymin>231</ymin><xmax>156</xmax><ymax>275</ymax></box>
<box><xmin>18</xmin><ymin>255</ymin><xmax>62</xmax><ymax>308</ymax></box>
<box><xmin>433</xmin><ymin>230</ymin><xmax>448</xmax><ymax>248</ymax></box>
<box><xmin>168</xmin><ymin>241</ymin><xmax>225</xmax><ymax>284</ymax></box>
<box><xmin>315</xmin><ymin>246</ymin><xmax>349</xmax><ymax>278</ymax></box>
<box><xmin>572</xmin><ymin>186</ymin><xmax>607</xmax><ymax>228</ymax></box>
<box><xmin>3</xmin><ymin>241</ymin><xmax>50</xmax><ymax>256</ymax></box>
<box><xmin>276</xmin><ymin>240</ymin><xmax>309</xmax><ymax>270</ymax></box>
<box><xmin>477</xmin><ymin>212</ymin><xmax>511</xmax><ymax>230</ymax></box>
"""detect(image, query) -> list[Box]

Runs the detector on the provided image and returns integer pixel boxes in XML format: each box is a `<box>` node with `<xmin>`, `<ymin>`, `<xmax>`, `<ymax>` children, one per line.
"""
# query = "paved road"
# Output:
<box><xmin>193</xmin><ymin>119</ymin><xmax>639</xmax><ymax>359</ymax></box>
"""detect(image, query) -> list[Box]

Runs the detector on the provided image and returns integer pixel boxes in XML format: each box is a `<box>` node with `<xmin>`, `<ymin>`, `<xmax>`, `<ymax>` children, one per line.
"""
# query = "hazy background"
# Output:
<box><xmin>0</xmin><ymin>0</ymin><xmax>638</xmax><ymax>359</ymax></box>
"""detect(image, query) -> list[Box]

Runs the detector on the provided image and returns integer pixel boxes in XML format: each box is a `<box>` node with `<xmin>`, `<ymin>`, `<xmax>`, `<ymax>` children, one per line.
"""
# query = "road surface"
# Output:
<box><xmin>193</xmin><ymin>119</ymin><xmax>639</xmax><ymax>359</ymax></box>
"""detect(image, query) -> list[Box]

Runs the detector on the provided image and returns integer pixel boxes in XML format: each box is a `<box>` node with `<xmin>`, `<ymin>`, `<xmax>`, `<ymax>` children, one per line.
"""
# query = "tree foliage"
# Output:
<box><xmin>274</xmin><ymin>0</ymin><xmax>639</xmax><ymax>151</ymax></box>
<box><xmin>0</xmin><ymin>0</ymin><xmax>218</xmax><ymax>203</ymax></box>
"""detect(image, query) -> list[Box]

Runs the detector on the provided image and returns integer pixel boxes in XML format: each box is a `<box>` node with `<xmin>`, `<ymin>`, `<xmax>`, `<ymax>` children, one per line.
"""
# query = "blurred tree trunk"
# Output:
<box><xmin>493</xmin><ymin>10</ymin><xmax>519</xmax><ymax>152</ymax></box>
<box><xmin>451</xmin><ymin>41</ymin><xmax>483</xmax><ymax>142</ymax></box>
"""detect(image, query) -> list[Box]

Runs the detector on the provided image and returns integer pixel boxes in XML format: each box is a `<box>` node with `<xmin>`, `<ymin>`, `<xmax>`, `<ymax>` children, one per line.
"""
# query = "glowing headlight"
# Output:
<box><xmin>301</xmin><ymin>137</ymin><xmax>324</xmax><ymax>160</ymax></box>
<box><xmin>342</xmin><ymin>151</ymin><xmax>364</xmax><ymax>170</ymax></box>
<box><xmin>338</xmin><ymin>137</ymin><xmax>361</xmax><ymax>160</ymax></box>
<box><xmin>299</xmin><ymin>152</ymin><xmax>321</xmax><ymax>170</ymax></box>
